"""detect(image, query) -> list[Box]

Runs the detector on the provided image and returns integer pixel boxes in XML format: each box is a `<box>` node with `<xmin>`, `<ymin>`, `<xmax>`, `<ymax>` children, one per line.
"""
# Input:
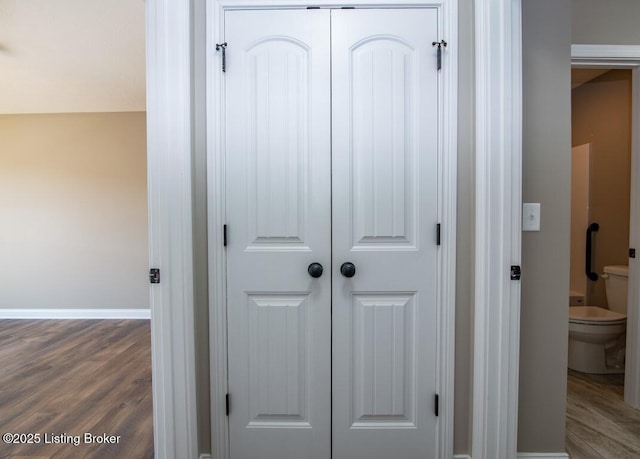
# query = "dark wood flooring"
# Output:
<box><xmin>0</xmin><ymin>319</ymin><xmax>153</xmax><ymax>459</ymax></box>
<box><xmin>567</xmin><ymin>369</ymin><xmax>640</xmax><ymax>458</ymax></box>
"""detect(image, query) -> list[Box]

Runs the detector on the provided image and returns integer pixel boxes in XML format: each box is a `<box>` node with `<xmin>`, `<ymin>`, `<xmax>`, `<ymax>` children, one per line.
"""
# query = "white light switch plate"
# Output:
<box><xmin>523</xmin><ymin>203</ymin><xmax>541</xmax><ymax>231</ymax></box>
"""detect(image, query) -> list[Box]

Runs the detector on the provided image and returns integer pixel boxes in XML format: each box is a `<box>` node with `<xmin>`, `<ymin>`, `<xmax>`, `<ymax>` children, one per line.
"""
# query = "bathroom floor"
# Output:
<box><xmin>566</xmin><ymin>369</ymin><xmax>640</xmax><ymax>458</ymax></box>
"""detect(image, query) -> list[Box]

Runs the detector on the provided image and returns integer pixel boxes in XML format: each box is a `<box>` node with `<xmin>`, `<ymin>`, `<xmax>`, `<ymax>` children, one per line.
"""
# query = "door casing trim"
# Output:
<box><xmin>206</xmin><ymin>1</ymin><xmax>458</xmax><ymax>458</ymax></box>
<box><xmin>146</xmin><ymin>0</ymin><xmax>199</xmax><ymax>457</ymax></box>
<box><xmin>472</xmin><ymin>0</ymin><xmax>522</xmax><ymax>458</ymax></box>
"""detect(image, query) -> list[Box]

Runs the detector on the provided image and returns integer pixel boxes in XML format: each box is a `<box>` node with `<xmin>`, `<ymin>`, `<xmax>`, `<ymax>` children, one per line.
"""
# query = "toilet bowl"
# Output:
<box><xmin>568</xmin><ymin>265</ymin><xmax>628</xmax><ymax>374</ymax></box>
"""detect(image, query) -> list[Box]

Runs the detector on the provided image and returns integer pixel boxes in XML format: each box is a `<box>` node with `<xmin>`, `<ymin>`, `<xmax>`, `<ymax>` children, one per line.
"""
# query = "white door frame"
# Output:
<box><xmin>206</xmin><ymin>1</ymin><xmax>457</xmax><ymax>458</ymax></box>
<box><xmin>146</xmin><ymin>0</ymin><xmax>199</xmax><ymax>458</ymax></box>
<box><xmin>472</xmin><ymin>0</ymin><xmax>522</xmax><ymax>458</ymax></box>
<box><xmin>571</xmin><ymin>44</ymin><xmax>640</xmax><ymax>410</ymax></box>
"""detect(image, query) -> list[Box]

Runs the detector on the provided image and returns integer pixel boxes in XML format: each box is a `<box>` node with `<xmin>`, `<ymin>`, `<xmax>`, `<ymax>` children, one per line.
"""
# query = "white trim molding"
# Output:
<box><xmin>0</xmin><ymin>309</ymin><xmax>150</xmax><ymax>320</ymax></box>
<box><xmin>437</xmin><ymin>0</ymin><xmax>459</xmax><ymax>455</ymax></box>
<box><xmin>473</xmin><ymin>0</ymin><xmax>522</xmax><ymax>458</ymax></box>
<box><xmin>570</xmin><ymin>45</ymin><xmax>640</xmax><ymax>411</ymax></box>
<box><xmin>207</xmin><ymin>2</ymin><xmax>457</xmax><ymax>459</ymax></box>
<box><xmin>572</xmin><ymin>44</ymin><xmax>640</xmax><ymax>67</ymax></box>
<box><xmin>147</xmin><ymin>0</ymin><xmax>199</xmax><ymax>458</ymax></box>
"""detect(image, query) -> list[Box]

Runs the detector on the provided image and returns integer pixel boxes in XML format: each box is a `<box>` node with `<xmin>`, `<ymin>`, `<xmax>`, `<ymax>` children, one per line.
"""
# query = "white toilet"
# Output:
<box><xmin>568</xmin><ymin>265</ymin><xmax>629</xmax><ymax>374</ymax></box>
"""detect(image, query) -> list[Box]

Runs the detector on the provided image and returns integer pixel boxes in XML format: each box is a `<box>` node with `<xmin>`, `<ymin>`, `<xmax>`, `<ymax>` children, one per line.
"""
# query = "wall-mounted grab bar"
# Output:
<box><xmin>586</xmin><ymin>222</ymin><xmax>600</xmax><ymax>281</ymax></box>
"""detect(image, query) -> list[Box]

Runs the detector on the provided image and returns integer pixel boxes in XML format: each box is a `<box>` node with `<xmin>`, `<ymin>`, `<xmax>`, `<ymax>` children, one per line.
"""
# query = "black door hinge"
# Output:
<box><xmin>631</xmin><ymin>248</ymin><xmax>636</xmax><ymax>259</ymax></box>
<box><xmin>511</xmin><ymin>265</ymin><xmax>522</xmax><ymax>281</ymax></box>
<box><xmin>226</xmin><ymin>393</ymin><xmax>230</xmax><ymax>416</ymax></box>
<box><xmin>436</xmin><ymin>224</ymin><xmax>441</xmax><ymax>246</ymax></box>
<box><xmin>224</xmin><ymin>224</ymin><xmax>228</xmax><ymax>247</ymax></box>
<box><xmin>432</xmin><ymin>40</ymin><xmax>447</xmax><ymax>71</ymax></box>
<box><xmin>434</xmin><ymin>393</ymin><xmax>439</xmax><ymax>417</ymax></box>
<box><xmin>216</xmin><ymin>42</ymin><xmax>227</xmax><ymax>72</ymax></box>
<box><xmin>149</xmin><ymin>268</ymin><xmax>160</xmax><ymax>284</ymax></box>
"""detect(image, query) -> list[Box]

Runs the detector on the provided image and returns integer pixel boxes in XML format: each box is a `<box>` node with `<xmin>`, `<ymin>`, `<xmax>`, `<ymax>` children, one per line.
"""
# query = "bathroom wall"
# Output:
<box><xmin>570</xmin><ymin>143</ymin><xmax>591</xmax><ymax>298</ymax></box>
<box><xmin>572</xmin><ymin>70</ymin><xmax>632</xmax><ymax>308</ymax></box>
<box><xmin>0</xmin><ymin>112</ymin><xmax>149</xmax><ymax>310</ymax></box>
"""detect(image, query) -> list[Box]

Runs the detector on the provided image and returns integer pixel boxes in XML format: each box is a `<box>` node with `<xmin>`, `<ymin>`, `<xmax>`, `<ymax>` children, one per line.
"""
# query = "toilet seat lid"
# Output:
<box><xmin>569</xmin><ymin>306</ymin><xmax>626</xmax><ymax>324</ymax></box>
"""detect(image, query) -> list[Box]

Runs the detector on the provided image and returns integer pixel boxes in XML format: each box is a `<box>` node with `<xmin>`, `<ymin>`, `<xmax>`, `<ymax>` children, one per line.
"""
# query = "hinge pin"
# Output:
<box><xmin>432</xmin><ymin>40</ymin><xmax>447</xmax><ymax>71</ymax></box>
<box><xmin>216</xmin><ymin>42</ymin><xmax>227</xmax><ymax>72</ymax></box>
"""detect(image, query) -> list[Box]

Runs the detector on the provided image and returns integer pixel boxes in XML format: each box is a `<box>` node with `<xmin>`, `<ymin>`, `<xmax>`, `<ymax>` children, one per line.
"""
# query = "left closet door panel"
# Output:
<box><xmin>224</xmin><ymin>9</ymin><xmax>332</xmax><ymax>459</ymax></box>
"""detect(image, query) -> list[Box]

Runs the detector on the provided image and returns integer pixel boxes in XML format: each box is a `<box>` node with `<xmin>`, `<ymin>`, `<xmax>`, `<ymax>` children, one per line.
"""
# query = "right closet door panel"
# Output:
<box><xmin>331</xmin><ymin>8</ymin><xmax>441</xmax><ymax>459</ymax></box>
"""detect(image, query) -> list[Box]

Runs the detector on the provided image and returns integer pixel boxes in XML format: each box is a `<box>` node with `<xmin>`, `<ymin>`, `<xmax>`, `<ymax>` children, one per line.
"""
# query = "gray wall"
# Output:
<box><xmin>518</xmin><ymin>0</ymin><xmax>572</xmax><ymax>452</ymax></box>
<box><xmin>193</xmin><ymin>0</ymin><xmax>211</xmax><ymax>453</ymax></box>
<box><xmin>454</xmin><ymin>0</ymin><xmax>474</xmax><ymax>453</ymax></box>
<box><xmin>573</xmin><ymin>0</ymin><xmax>640</xmax><ymax>45</ymax></box>
<box><xmin>516</xmin><ymin>0</ymin><xmax>640</xmax><ymax>452</ymax></box>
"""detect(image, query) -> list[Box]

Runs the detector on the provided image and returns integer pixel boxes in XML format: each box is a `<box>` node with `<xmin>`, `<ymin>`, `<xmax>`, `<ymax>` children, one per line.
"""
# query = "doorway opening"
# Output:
<box><xmin>566</xmin><ymin>62</ymin><xmax>640</xmax><ymax>456</ymax></box>
<box><xmin>207</xmin><ymin>2</ymin><xmax>458</xmax><ymax>458</ymax></box>
<box><xmin>0</xmin><ymin>2</ymin><xmax>152</xmax><ymax>457</ymax></box>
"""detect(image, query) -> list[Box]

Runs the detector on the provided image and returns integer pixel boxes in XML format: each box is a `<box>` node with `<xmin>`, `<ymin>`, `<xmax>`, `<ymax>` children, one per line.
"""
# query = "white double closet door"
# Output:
<box><xmin>225</xmin><ymin>7</ymin><xmax>440</xmax><ymax>459</ymax></box>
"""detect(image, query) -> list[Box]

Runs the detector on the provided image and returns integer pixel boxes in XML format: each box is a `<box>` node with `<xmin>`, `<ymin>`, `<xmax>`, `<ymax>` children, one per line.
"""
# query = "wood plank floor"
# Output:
<box><xmin>566</xmin><ymin>369</ymin><xmax>640</xmax><ymax>458</ymax></box>
<box><xmin>0</xmin><ymin>319</ymin><xmax>153</xmax><ymax>459</ymax></box>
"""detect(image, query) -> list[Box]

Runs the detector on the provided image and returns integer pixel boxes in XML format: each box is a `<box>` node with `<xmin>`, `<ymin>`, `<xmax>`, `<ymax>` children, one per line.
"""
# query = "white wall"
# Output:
<box><xmin>0</xmin><ymin>112</ymin><xmax>149</xmax><ymax>309</ymax></box>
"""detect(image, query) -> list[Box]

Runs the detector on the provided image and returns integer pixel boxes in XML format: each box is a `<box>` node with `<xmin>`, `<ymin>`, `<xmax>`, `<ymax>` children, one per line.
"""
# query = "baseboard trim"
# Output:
<box><xmin>0</xmin><ymin>309</ymin><xmax>151</xmax><ymax>320</ymax></box>
<box><xmin>454</xmin><ymin>454</ymin><xmax>568</xmax><ymax>459</ymax></box>
<box><xmin>197</xmin><ymin>452</ymin><xmax>565</xmax><ymax>459</ymax></box>
<box><xmin>517</xmin><ymin>454</ymin><xmax>569</xmax><ymax>459</ymax></box>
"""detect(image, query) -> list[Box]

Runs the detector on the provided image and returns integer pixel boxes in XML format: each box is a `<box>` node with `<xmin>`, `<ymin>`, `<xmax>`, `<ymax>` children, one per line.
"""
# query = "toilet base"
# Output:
<box><xmin>568</xmin><ymin>339</ymin><xmax>625</xmax><ymax>374</ymax></box>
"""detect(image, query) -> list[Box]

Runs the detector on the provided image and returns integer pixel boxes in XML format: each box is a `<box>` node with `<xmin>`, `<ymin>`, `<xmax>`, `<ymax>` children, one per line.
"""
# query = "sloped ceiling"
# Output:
<box><xmin>0</xmin><ymin>0</ymin><xmax>145</xmax><ymax>114</ymax></box>
<box><xmin>571</xmin><ymin>68</ymin><xmax>610</xmax><ymax>90</ymax></box>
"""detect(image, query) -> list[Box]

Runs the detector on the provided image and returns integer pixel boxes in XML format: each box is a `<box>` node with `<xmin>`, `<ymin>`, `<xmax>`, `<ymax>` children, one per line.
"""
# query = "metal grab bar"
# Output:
<box><xmin>586</xmin><ymin>222</ymin><xmax>600</xmax><ymax>281</ymax></box>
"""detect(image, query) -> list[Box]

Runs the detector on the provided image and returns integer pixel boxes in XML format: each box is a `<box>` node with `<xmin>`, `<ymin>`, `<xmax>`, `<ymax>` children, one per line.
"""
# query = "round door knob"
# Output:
<box><xmin>308</xmin><ymin>262</ymin><xmax>324</xmax><ymax>278</ymax></box>
<box><xmin>340</xmin><ymin>262</ymin><xmax>356</xmax><ymax>278</ymax></box>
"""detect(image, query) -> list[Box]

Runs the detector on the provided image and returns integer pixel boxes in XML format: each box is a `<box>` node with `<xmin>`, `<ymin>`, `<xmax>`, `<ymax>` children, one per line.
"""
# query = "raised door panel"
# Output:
<box><xmin>247</xmin><ymin>294</ymin><xmax>311</xmax><ymax>426</ymax></box>
<box><xmin>351</xmin><ymin>293</ymin><xmax>416</xmax><ymax>427</ymax></box>
<box><xmin>351</xmin><ymin>40</ymin><xmax>418</xmax><ymax>249</ymax></box>
<box><xmin>245</xmin><ymin>38</ymin><xmax>311</xmax><ymax>249</ymax></box>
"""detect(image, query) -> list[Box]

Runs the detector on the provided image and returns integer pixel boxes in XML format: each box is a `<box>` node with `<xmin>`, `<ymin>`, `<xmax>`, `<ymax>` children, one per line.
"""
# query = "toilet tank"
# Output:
<box><xmin>603</xmin><ymin>265</ymin><xmax>629</xmax><ymax>314</ymax></box>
